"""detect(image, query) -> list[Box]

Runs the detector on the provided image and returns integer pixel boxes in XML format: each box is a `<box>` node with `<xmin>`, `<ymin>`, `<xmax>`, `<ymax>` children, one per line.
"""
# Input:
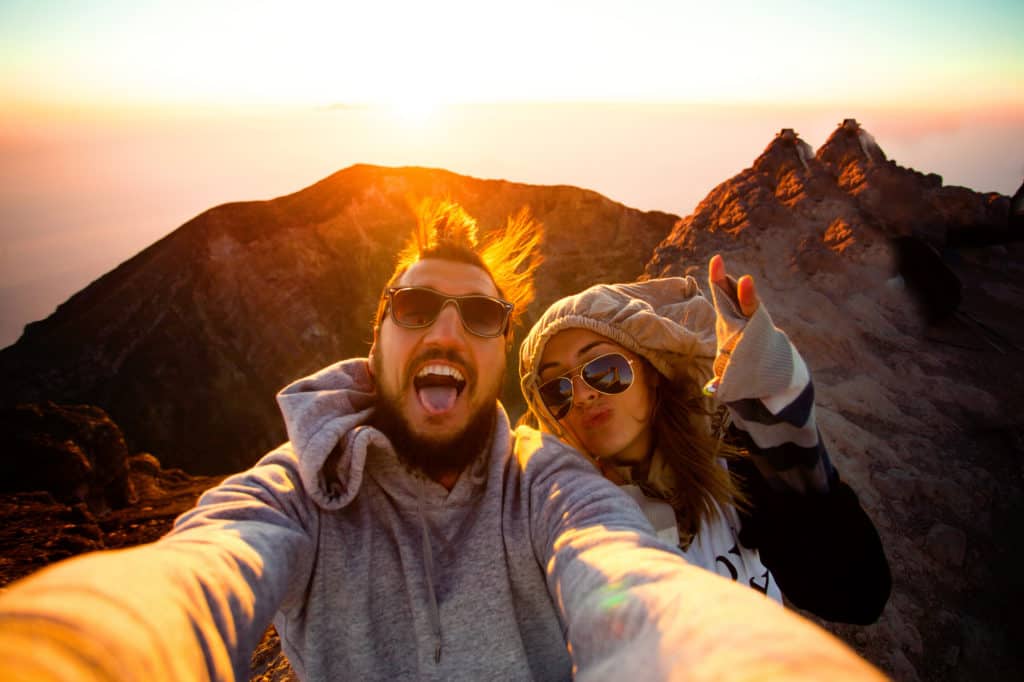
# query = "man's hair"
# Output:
<box><xmin>374</xmin><ymin>198</ymin><xmax>543</xmax><ymax>340</ymax></box>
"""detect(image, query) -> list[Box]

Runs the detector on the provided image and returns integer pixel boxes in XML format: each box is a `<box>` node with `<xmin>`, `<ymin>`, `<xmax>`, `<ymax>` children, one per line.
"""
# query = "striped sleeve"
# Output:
<box><xmin>708</xmin><ymin>276</ymin><xmax>834</xmax><ymax>494</ymax></box>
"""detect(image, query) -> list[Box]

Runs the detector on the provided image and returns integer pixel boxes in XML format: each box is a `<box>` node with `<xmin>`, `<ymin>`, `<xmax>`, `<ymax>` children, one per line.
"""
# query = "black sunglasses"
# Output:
<box><xmin>385</xmin><ymin>286</ymin><xmax>514</xmax><ymax>338</ymax></box>
<box><xmin>537</xmin><ymin>352</ymin><xmax>636</xmax><ymax>420</ymax></box>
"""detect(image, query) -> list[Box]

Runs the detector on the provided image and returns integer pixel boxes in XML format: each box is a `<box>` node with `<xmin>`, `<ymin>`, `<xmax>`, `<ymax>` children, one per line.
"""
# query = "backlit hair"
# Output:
<box><xmin>375</xmin><ymin>198</ymin><xmax>543</xmax><ymax>338</ymax></box>
<box><xmin>649</xmin><ymin>372</ymin><xmax>748</xmax><ymax>544</ymax></box>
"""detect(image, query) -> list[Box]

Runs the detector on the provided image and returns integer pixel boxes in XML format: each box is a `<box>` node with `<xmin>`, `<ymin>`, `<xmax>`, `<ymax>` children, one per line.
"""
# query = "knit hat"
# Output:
<box><xmin>519</xmin><ymin>277</ymin><xmax>718</xmax><ymax>436</ymax></box>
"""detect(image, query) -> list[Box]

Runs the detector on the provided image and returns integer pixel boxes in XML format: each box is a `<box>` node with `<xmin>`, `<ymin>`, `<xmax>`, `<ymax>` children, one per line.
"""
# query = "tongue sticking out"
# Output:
<box><xmin>418</xmin><ymin>385</ymin><xmax>458</xmax><ymax>414</ymax></box>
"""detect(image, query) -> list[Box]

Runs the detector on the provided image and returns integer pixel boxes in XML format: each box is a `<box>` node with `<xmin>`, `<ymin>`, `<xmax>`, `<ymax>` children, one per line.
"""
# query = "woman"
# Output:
<box><xmin>518</xmin><ymin>255</ymin><xmax>891</xmax><ymax>624</ymax></box>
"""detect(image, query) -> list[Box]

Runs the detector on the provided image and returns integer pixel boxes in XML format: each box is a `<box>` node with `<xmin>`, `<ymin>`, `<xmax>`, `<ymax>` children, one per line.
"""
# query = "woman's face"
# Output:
<box><xmin>536</xmin><ymin>328</ymin><xmax>656</xmax><ymax>465</ymax></box>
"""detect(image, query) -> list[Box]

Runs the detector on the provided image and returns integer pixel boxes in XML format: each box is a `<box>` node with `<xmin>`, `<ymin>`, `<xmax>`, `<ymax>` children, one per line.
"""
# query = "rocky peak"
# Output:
<box><xmin>752</xmin><ymin>127</ymin><xmax>817</xmax><ymax>177</ymax></box>
<box><xmin>817</xmin><ymin>118</ymin><xmax>889</xmax><ymax>172</ymax></box>
<box><xmin>646</xmin><ymin>120</ymin><xmax>1015</xmax><ymax>285</ymax></box>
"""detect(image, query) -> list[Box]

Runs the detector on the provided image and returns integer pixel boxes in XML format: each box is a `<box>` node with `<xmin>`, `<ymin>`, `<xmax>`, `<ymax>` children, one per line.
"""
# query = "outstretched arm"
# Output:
<box><xmin>0</xmin><ymin>447</ymin><xmax>316</xmax><ymax>682</ymax></box>
<box><xmin>520</xmin><ymin>428</ymin><xmax>887</xmax><ymax>680</ymax></box>
<box><xmin>707</xmin><ymin>253</ymin><xmax>833</xmax><ymax>494</ymax></box>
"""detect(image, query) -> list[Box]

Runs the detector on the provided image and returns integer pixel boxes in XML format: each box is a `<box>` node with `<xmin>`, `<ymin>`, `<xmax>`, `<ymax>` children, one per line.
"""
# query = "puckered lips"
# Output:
<box><xmin>580</xmin><ymin>404</ymin><xmax>613</xmax><ymax>430</ymax></box>
<box><xmin>413</xmin><ymin>363</ymin><xmax>467</xmax><ymax>416</ymax></box>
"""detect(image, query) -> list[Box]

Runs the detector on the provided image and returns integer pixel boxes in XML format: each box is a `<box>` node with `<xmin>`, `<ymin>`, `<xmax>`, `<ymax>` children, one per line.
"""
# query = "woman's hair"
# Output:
<box><xmin>523</xmin><ymin>342</ymin><xmax>748</xmax><ymax>542</ymax></box>
<box><xmin>648</xmin><ymin>367</ymin><xmax>748</xmax><ymax>543</ymax></box>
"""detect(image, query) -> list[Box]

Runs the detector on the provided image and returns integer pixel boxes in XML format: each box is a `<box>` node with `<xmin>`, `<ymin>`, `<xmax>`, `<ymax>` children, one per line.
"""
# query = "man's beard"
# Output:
<box><xmin>371</xmin><ymin>350</ymin><xmax>501</xmax><ymax>482</ymax></box>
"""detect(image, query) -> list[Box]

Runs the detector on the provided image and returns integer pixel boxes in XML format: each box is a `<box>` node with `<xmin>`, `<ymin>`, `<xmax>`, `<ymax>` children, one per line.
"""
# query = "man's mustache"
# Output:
<box><xmin>405</xmin><ymin>348</ymin><xmax>476</xmax><ymax>387</ymax></box>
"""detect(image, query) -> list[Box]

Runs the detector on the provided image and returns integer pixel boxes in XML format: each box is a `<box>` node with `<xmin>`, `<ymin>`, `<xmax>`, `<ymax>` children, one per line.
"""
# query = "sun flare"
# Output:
<box><xmin>387</xmin><ymin>96</ymin><xmax>441</xmax><ymax>126</ymax></box>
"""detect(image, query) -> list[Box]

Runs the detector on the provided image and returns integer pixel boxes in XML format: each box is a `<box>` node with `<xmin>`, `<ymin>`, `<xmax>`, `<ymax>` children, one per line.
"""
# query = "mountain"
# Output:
<box><xmin>0</xmin><ymin>165</ymin><xmax>677</xmax><ymax>473</ymax></box>
<box><xmin>645</xmin><ymin>119</ymin><xmax>1023</xmax><ymax>681</ymax></box>
<box><xmin>1</xmin><ymin>120</ymin><xmax>1022</xmax><ymax>681</ymax></box>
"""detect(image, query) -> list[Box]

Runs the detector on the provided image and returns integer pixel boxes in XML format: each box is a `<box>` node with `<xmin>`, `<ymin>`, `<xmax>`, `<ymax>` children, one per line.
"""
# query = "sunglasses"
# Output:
<box><xmin>537</xmin><ymin>352</ymin><xmax>636</xmax><ymax>420</ymax></box>
<box><xmin>384</xmin><ymin>286</ymin><xmax>514</xmax><ymax>338</ymax></box>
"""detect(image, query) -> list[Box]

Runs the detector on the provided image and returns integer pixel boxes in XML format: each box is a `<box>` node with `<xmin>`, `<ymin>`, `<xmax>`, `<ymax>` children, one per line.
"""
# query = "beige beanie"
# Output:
<box><xmin>518</xmin><ymin>277</ymin><xmax>718</xmax><ymax>435</ymax></box>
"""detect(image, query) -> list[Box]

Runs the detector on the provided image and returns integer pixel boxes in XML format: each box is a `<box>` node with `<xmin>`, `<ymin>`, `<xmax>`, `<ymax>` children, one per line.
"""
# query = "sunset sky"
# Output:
<box><xmin>1</xmin><ymin>0</ymin><xmax>1022</xmax><ymax>346</ymax></box>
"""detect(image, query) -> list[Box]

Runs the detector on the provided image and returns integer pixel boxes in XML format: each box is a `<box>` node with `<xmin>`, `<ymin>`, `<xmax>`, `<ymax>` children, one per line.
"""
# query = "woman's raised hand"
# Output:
<box><xmin>709</xmin><ymin>253</ymin><xmax>759</xmax><ymax>318</ymax></box>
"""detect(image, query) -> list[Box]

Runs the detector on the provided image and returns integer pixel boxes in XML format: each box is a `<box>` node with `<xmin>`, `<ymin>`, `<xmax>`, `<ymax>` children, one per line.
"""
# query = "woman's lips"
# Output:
<box><xmin>581</xmin><ymin>406</ymin><xmax>613</xmax><ymax>429</ymax></box>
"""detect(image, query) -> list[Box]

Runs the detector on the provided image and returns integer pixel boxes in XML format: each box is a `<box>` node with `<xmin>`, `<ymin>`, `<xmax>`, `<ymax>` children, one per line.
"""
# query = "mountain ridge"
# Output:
<box><xmin>1</xmin><ymin>164</ymin><xmax>679</xmax><ymax>473</ymax></box>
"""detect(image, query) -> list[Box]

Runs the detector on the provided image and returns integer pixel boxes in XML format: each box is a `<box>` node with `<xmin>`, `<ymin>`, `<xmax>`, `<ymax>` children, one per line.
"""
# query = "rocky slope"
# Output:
<box><xmin>0</xmin><ymin>166</ymin><xmax>677</xmax><ymax>473</ymax></box>
<box><xmin>645</xmin><ymin>120</ymin><xmax>1022</xmax><ymax>681</ymax></box>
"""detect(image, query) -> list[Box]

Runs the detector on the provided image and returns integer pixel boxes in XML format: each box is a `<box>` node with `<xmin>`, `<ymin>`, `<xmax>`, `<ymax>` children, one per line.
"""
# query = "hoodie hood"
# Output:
<box><xmin>518</xmin><ymin>277</ymin><xmax>718</xmax><ymax>436</ymax></box>
<box><xmin>276</xmin><ymin>357</ymin><xmax>498</xmax><ymax>511</ymax></box>
<box><xmin>276</xmin><ymin>358</ymin><xmax>379</xmax><ymax>509</ymax></box>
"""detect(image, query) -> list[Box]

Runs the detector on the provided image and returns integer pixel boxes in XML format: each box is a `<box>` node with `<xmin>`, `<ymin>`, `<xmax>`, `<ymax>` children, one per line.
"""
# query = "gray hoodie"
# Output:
<box><xmin>255</xmin><ymin>357</ymin><xmax>662</xmax><ymax>680</ymax></box>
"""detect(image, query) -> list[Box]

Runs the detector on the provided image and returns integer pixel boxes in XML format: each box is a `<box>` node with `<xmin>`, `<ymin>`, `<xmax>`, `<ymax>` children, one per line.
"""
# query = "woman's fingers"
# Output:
<box><xmin>710</xmin><ymin>254</ymin><xmax>759</xmax><ymax>317</ymax></box>
<box><xmin>737</xmin><ymin>275</ymin><xmax>759</xmax><ymax>317</ymax></box>
<box><xmin>709</xmin><ymin>253</ymin><xmax>726</xmax><ymax>284</ymax></box>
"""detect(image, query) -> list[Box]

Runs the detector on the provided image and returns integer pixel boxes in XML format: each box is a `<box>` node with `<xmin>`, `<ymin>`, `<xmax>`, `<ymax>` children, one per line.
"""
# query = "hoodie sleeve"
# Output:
<box><xmin>707</xmin><ymin>276</ymin><xmax>891</xmax><ymax>623</ymax></box>
<box><xmin>708</xmin><ymin>273</ymin><xmax>834</xmax><ymax>494</ymax></box>
<box><xmin>515</xmin><ymin>428</ymin><xmax>885</xmax><ymax>681</ymax></box>
<box><xmin>0</xmin><ymin>445</ymin><xmax>317</xmax><ymax>682</ymax></box>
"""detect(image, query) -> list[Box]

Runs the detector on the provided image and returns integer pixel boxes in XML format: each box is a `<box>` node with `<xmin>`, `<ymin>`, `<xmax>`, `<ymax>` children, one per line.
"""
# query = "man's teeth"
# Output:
<box><xmin>417</xmin><ymin>364</ymin><xmax>465</xmax><ymax>382</ymax></box>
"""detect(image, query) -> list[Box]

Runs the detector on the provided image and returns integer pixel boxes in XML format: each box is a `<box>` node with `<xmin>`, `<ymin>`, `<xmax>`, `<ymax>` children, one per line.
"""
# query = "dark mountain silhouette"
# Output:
<box><xmin>0</xmin><ymin>166</ymin><xmax>677</xmax><ymax>473</ymax></box>
<box><xmin>2</xmin><ymin>120</ymin><xmax>1023</xmax><ymax>681</ymax></box>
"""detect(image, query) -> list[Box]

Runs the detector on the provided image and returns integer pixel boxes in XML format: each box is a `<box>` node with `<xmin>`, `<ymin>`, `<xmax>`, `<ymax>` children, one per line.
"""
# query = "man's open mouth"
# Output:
<box><xmin>414</xmin><ymin>363</ymin><xmax>467</xmax><ymax>415</ymax></box>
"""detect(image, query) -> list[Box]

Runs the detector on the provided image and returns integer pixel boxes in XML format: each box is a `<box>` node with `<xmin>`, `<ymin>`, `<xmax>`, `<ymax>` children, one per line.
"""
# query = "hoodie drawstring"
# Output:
<box><xmin>418</xmin><ymin>480</ymin><xmax>443</xmax><ymax>663</ymax></box>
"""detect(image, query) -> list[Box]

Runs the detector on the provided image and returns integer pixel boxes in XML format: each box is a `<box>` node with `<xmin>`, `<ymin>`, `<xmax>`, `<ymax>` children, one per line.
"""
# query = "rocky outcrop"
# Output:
<box><xmin>0</xmin><ymin>402</ymin><xmax>135</xmax><ymax>512</ymax></box>
<box><xmin>0</xmin><ymin>166</ymin><xmax>677</xmax><ymax>474</ymax></box>
<box><xmin>0</xmin><ymin>443</ymin><xmax>223</xmax><ymax>588</ymax></box>
<box><xmin>816</xmin><ymin>119</ymin><xmax>1012</xmax><ymax>247</ymax></box>
<box><xmin>645</xmin><ymin>120</ymin><xmax>1024</xmax><ymax>681</ymax></box>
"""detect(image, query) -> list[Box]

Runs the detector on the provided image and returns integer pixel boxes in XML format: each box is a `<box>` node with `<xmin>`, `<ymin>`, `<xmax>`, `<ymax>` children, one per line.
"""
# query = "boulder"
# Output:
<box><xmin>0</xmin><ymin>402</ymin><xmax>135</xmax><ymax>512</ymax></box>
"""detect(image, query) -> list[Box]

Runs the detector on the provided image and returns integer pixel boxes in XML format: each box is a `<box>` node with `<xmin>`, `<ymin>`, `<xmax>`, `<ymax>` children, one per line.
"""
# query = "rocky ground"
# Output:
<box><xmin>0</xmin><ymin>457</ymin><xmax>301</xmax><ymax>680</ymax></box>
<box><xmin>0</xmin><ymin>467</ymin><xmax>219</xmax><ymax>588</ymax></box>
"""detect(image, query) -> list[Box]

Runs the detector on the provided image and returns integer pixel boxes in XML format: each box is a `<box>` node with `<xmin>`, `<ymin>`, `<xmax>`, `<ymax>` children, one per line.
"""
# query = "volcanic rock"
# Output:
<box><xmin>0</xmin><ymin>402</ymin><xmax>135</xmax><ymax>512</ymax></box>
<box><xmin>0</xmin><ymin>439</ymin><xmax>223</xmax><ymax>587</ymax></box>
<box><xmin>925</xmin><ymin>523</ymin><xmax>968</xmax><ymax>567</ymax></box>
<box><xmin>816</xmin><ymin>119</ymin><xmax>1013</xmax><ymax>246</ymax></box>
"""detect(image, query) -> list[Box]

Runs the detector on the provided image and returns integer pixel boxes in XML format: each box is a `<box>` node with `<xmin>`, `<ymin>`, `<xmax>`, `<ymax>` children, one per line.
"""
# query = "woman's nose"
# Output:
<box><xmin>571</xmin><ymin>374</ymin><xmax>597</xmax><ymax>405</ymax></box>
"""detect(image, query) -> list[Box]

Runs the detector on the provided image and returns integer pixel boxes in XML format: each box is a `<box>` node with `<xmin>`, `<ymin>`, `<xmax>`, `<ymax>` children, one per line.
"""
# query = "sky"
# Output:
<box><xmin>1</xmin><ymin>0</ymin><xmax>1022</xmax><ymax>347</ymax></box>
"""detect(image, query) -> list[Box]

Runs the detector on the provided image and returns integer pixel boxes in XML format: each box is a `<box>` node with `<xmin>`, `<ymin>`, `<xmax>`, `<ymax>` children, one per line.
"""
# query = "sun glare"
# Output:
<box><xmin>387</xmin><ymin>96</ymin><xmax>441</xmax><ymax>126</ymax></box>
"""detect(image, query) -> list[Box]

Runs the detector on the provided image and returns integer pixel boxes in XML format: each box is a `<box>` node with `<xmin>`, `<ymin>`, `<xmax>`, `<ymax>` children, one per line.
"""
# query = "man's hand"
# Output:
<box><xmin>709</xmin><ymin>253</ymin><xmax>759</xmax><ymax>318</ymax></box>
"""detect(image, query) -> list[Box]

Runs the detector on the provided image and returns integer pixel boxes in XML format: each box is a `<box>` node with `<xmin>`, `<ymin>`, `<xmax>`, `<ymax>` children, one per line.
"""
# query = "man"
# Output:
<box><xmin>0</xmin><ymin>200</ymin><xmax>884</xmax><ymax>681</ymax></box>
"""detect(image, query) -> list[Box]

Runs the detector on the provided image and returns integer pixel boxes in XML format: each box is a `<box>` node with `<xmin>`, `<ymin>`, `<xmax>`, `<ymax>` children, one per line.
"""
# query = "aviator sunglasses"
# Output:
<box><xmin>538</xmin><ymin>352</ymin><xmax>636</xmax><ymax>420</ymax></box>
<box><xmin>384</xmin><ymin>286</ymin><xmax>514</xmax><ymax>338</ymax></box>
